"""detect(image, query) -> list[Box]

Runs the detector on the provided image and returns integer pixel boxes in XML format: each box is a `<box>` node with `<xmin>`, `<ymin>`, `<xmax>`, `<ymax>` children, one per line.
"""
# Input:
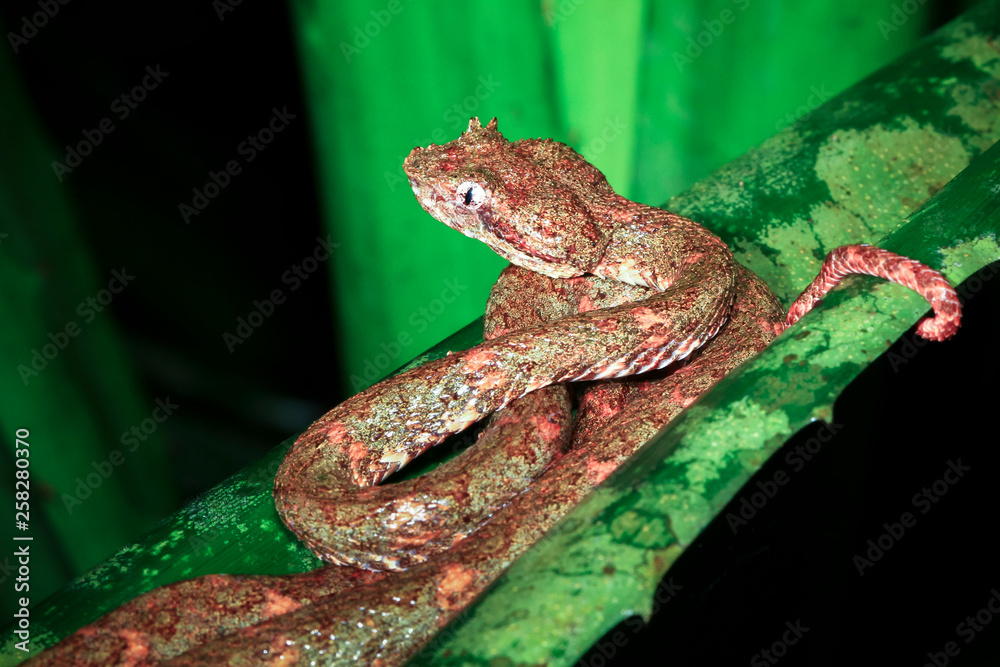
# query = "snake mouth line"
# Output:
<box><xmin>479</xmin><ymin>208</ymin><xmax>563</xmax><ymax>266</ymax></box>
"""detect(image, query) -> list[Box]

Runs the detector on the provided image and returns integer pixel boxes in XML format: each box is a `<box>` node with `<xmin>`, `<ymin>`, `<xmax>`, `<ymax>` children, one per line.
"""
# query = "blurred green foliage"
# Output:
<box><xmin>0</xmin><ymin>26</ymin><xmax>174</xmax><ymax>618</ymax></box>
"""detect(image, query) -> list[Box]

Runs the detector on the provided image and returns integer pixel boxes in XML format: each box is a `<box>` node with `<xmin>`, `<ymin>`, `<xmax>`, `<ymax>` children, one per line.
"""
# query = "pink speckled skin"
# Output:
<box><xmin>785</xmin><ymin>244</ymin><xmax>961</xmax><ymax>340</ymax></box>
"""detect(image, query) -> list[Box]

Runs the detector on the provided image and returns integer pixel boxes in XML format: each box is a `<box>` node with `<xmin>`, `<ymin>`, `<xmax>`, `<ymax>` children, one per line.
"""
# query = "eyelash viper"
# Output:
<box><xmin>25</xmin><ymin>117</ymin><xmax>960</xmax><ymax>666</ymax></box>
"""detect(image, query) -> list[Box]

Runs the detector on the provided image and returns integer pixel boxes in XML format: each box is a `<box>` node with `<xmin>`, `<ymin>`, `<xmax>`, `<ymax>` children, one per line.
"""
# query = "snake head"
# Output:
<box><xmin>403</xmin><ymin>117</ymin><xmax>616</xmax><ymax>279</ymax></box>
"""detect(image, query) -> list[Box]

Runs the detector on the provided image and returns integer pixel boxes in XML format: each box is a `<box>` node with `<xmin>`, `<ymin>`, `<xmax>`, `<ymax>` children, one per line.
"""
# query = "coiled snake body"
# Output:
<box><xmin>28</xmin><ymin>118</ymin><xmax>961</xmax><ymax>666</ymax></box>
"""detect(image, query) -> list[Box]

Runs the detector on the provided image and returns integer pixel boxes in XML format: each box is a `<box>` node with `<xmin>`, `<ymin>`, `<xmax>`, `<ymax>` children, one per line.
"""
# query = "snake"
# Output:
<box><xmin>26</xmin><ymin>118</ymin><xmax>961</xmax><ymax>666</ymax></box>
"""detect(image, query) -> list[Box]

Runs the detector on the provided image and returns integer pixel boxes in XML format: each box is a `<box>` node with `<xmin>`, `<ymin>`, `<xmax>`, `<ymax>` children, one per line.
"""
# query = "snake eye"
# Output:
<box><xmin>456</xmin><ymin>182</ymin><xmax>487</xmax><ymax>209</ymax></box>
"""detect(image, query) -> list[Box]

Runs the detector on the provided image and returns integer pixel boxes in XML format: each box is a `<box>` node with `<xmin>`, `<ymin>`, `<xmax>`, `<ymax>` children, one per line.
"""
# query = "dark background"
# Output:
<box><xmin>1</xmin><ymin>1</ymin><xmax>334</xmax><ymax>492</ymax></box>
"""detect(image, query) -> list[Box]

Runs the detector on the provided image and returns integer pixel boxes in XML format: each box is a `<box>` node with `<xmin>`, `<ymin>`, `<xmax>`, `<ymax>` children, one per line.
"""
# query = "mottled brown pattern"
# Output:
<box><xmin>27</xmin><ymin>118</ymin><xmax>961</xmax><ymax>667</ymax></box>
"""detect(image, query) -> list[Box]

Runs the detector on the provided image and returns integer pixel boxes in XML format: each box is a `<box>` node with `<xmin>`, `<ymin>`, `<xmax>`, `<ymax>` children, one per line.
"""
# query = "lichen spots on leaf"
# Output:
<box><xmin>815</xmin><ymin>119</ymin><xmax>968</xmax><ymax>239</ymax></box>
<box><xmin>940</xmin><ymin>234</ymin><xmax>1000</xmax><ymax>285</ymax></box>
<box><xmin>937</xmin><ymin>25</ymin><xmax>1000</xmax><ymax>151</ymax></box>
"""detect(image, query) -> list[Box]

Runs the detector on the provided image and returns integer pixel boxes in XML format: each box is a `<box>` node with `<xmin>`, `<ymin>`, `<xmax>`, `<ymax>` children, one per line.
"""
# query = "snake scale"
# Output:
<box><xmin>26</xmin><ymin>118</ymin><xmax>961</xmax><ymax>666</ymax></box>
